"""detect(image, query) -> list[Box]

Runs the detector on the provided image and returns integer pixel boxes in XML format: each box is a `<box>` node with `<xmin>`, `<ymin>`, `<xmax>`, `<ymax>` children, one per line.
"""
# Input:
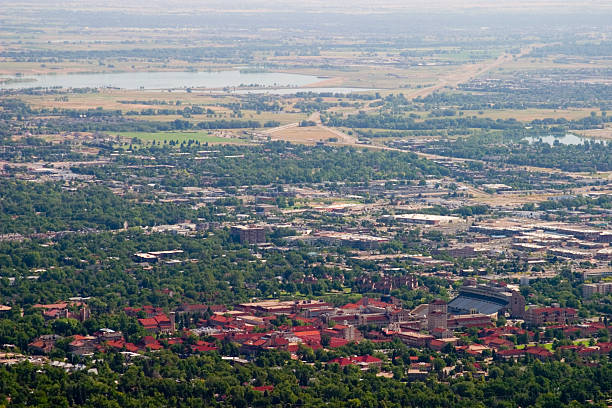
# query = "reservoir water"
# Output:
<box><xmin>523</xmin><ymin>133</ymin><xmax>604</xmax><ymax>146</ymax></box>
<box><xmin>0</xmin><ymin>70</ymin><xmax>322</xmax><ymax>90</ymax></box>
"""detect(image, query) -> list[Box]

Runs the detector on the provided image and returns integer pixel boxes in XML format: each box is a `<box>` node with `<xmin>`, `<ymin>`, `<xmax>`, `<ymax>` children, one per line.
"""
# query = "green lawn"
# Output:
<box><xmin>119</xmin><ymin>131</ymin><xmax>245</xmax><ymax>144</ymax></box>
<box><xmin>516</xmin><ymin>343</ymin><xmax>554</xmax><ymax>350</ymax></box>
<box><xmin>515</xmin><ymin>340</ymin><xmax>592</xmax><ymax>351</ymax></box>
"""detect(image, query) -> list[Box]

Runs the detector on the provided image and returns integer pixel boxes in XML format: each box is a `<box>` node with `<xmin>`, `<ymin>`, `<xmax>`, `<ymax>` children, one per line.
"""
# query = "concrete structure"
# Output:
<box><xmin>434</xmin><ymin>245</ymin><xmax>487</xmax><ymax>258</ymax></box>
<box><xmin>548</xmin><ymin>247</ymin><xmax>591</xmax><ymax>260</ymax></box>
<box><xmin>314</xmin><ymin>231</ymin><xmax>388</xmax><ymax>250</ymax></box>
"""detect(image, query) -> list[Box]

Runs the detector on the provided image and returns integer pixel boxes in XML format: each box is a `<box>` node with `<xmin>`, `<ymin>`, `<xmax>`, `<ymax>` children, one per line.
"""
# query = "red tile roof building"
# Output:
<box><xmin>524</xmin><ymin>307</ymin><xmax>578</xmax><ymax>326</ymax></box>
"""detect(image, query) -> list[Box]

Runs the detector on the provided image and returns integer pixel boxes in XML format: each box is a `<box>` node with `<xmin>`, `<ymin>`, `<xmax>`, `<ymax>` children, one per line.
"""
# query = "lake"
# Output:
<box><xmin>0</xmin><ymin>70</ymin><xmax>322</xmax><ymax>90</ymax></box>
<box><xmin>523</xmin><ymin>133</ymin><xmax>605</xmax><ymax>146</ymax></box>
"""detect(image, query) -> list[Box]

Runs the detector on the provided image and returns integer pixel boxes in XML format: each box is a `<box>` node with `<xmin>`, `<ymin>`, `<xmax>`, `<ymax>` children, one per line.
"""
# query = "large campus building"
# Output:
<box><xmin>448</xmin><ymin>281</ymin><xmax>525</xmax><ymax>318</ymax></box>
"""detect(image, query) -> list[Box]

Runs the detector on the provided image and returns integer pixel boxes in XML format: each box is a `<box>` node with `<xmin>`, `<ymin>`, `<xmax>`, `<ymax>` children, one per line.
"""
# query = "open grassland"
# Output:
<box><xmin>23</xmin><ymin>90</ymin><xmax>227</xmax><ymax>110</ymax></box>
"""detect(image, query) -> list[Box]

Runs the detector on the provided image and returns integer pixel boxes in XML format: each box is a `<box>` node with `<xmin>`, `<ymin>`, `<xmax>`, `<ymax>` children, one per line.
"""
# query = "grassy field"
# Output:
<box><xmin>119</xmin><ymin>131</ymin><xmax>246</xmax><ymax>144</ymax></box>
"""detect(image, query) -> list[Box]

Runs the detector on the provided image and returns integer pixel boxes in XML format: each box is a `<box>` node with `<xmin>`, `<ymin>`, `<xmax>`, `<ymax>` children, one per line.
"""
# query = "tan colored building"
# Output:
<box><xmin>524</xmin><ymin>307</ymin><xmax>577</xmax><ymax>326</ymax></box>
<box><xmin>231</xmin><ymin>225</ymin><xmax>266</xmax><ymax>244</ymax></box>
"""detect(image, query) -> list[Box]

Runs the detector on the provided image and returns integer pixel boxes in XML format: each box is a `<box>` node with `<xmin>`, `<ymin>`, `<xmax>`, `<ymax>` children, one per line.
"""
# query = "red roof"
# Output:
<box><xmin>329</xmin><ymin>355</ymin><xmax>381</xmax><ymax>366</ymax></box>
<box><xmin>578</xmin><ymin>347</ymin><xmax>599</xmax><ymax>355</ymax></box>
<box><xmin>481</xmin><ymin>336</ymin><xmax>514</xmax><ymax>347</ymax></box>
<box><xmin>33</xmin><ymin>303</ymin><xmax>68</xmax><ymax>310</ymax></box>
<box><xmin>328</xmin><ymin>337</ymin><xmax>349</xmax><ymax>348</ymax></box>
<box><xmin>29</xmin><ymin>340</ymin><xmax>45</xmax><ymax>349</ymax></box>
<box><xmin>525</xmin><ymin>347</ymin><xmax>553</xmax><ymax>358</ymax></box>
<box><xmin>293</xmin><ymin>330</ymin><xmax>321</xmax><ymax>341</ymax></box>
<box><xmin>154</xmin><ymin>314</ymin><xmax>170</xmax><ymax>324</ymax></box>
<box><xmin>252</xmin><ymin>385</ymin><xmax>274</xmax><ymax>392</ymax></box>
<box><xmin>497</xmin><ymin>349</ymin><xmax>524</xmax><ymax>356</ymax></box>
<box><xmin>71</xmin><ymin>335</ymin><xmax>91</xmax><ymax>341</ymax></box>
<box><xmin>352</xmin><ymin>355</ymin><xmax>381</xmax><ymax>364</ymax></box>
<box><xmin>142</xmin><ymin>336</ymin><xmax>157</xmax><ymax>345</ymax></box>
<box><xmin>292</xmin><ymin>325</ymin><xmax>318</xmax><ymax>332</ymax></box>
<box><xmin>191</xmin><ymin>344</ymin><xmax>217</xmax><ymax>352</ymax></box>
<box><xmin>341</xmin><ymin>303</ymin><xmax>360</xmax><ymax>310</ymax></box>
<box><xmin>272</xmin><ymin>337</ymin><xmax>289</xmax><ymax>346</ymax></box>
<box><xmin>596</xmin><ymin>342</ymin><xmax>612</xmax><ymax>354</ymax></box>
<box><xmin>138</xmin><ymin>318</ymin><xmax>158</xmax><ymax>327</ymax></box>
<box><xmin>210</xmin><ymin>315</ymin><xmax>234</xmax><ymax>324</ymax></box>
<box><xmin>107</xmin><ymin>340</ymin><xmax>126</xmax><ymax>349</ymax></box>
<box><xmin>125</xmin><ymin>343</ymin><xmax>139</xmax><ymax>352</ymax></box>
<box><xmin>557</xmin><ymin>345</ymin><xmax>581</xmax><ymax>351</ymax></box>
<box><xmin>429</xmin><ymin>339</ymin><xmax>446</xmax><ymax>349</ymax></box>
<box><xmin>328</xmin><ymin>357</ymin><xmax>354</xmax><ymax>366</ymax></box>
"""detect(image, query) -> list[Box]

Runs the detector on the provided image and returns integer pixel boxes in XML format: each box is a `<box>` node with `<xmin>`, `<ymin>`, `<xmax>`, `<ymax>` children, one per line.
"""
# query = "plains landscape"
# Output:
<box><xmin>1</xmin><ymin>1</ymin><xmax>612</xmax><ymax>407</ymax></box>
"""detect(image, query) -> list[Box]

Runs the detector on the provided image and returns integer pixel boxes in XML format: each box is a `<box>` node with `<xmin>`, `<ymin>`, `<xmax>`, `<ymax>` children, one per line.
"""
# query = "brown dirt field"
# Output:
<box><xmin>269</xmin><ymin>126</ymin><xmax>342</xmax><ymax>144</ymax></box>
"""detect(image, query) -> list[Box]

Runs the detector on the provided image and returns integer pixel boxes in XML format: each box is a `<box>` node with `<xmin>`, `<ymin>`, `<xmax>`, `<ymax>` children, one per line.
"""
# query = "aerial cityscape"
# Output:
<box><xmin>0</xmin><ymin>0</ymin><xmax>612</xmax><ymax>406</ymax></box>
